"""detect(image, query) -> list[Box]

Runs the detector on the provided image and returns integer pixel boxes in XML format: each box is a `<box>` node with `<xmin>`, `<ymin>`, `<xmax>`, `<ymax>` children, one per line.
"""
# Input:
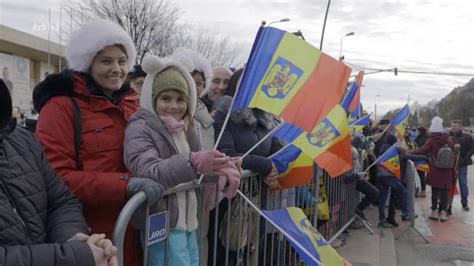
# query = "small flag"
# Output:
<box><xmin>350</xmin><ymin>114</ymin><xmax>371</xmax><ymax>135</ymax></box>
<box><xmin>391</xmin><ymin>105</ymin><xmax>410</xmax><ymax>142</ymax></box>
<box><xmin>271</xmin><ymin>144</ymin><xmax>314</xmax><ymax>189</ymax></box>
<box><xmin>263</xmin><ymin>207</ymin><xmax>352</xmax><ymax>266</ymax></box>
<box><xmin>373</xmin><ymin>144</ymin><xmax>401</xmax><ymax>178</ymax></box>
<box><xmin>415</xmin><ymin>160</ymin><xmax>430</xmax><ymax>173</ymax></box>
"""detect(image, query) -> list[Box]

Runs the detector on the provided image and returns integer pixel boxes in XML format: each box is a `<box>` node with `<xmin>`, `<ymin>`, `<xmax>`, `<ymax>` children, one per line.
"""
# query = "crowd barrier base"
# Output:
<box><xmin>395</xmin><ymin>160</ymin><xmax>430</xmax><ymax>243</ymax></box>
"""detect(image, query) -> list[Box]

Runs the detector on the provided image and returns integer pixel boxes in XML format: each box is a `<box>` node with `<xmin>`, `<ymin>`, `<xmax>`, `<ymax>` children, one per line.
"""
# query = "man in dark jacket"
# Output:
<box><xmin>0</xmin><ymin>80</ymin><xmax>116</xmax><ymax>265</ymax></box>
<box><xmin>450</xmin><ymin>120</ymin><xmax>472</xmax><ymax>211</ymax></box>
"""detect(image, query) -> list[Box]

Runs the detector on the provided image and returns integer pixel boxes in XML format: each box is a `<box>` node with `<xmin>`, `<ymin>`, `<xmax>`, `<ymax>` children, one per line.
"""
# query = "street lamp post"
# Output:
<box><xmin>374</xmin><ymin>94</ymin><xmax>380</xmax><ymax>121</ymax></box>
<box><xmin>266</xmin><ymin>18</ymin><xmax>290</xmax><ymax>26</ymax></box>
<box><xmin>339</xmin><ymin>32</ymin><xmax>355</xmax><ymax>61</ymax></box>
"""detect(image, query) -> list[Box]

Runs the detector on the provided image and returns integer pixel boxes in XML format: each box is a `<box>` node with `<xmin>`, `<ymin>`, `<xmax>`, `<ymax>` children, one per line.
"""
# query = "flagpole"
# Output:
<box><xmin>269</xmin><ymin>142</ymin><xmax>292</xmax><ymax>159</ymax></box>
<box><xmin>197</xmin><ymin>66</ymin><xmax>248</xmax><ymax>185</ymax></box>
<box><xmin>236</xmin><ymin>190</ymin><xmax>322</xmax><ymax>265</ymax></box>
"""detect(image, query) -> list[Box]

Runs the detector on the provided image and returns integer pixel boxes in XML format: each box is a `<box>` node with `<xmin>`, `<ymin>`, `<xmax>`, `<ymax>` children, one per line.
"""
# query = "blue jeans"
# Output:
<box><xmin>458</xmin><ymin>166</ymin><xmax>469</xmax><ymax>206</ymax></box>
<box><xmin>376</xmin><ymin>175</ymin><xmax>408</xmax><ymax>222</ymax></box>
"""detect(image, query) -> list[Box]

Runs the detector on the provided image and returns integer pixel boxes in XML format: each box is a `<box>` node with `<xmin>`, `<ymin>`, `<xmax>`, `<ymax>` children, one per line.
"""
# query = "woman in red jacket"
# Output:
<box><xmin>411</xmin><ymin>116</ymin><xmax>455</xmax><ymax>222</ymax></box>
<box><xmin>33</xmin><ymin>19</ymin><xmax>164</xmax><ymax>266</ymax></box>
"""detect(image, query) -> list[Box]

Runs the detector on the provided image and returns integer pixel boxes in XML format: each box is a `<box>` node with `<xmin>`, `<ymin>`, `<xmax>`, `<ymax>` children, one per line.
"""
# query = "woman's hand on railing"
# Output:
<box><xmin>127</xmin><ymin>177</ymin><xmax>164</xmax><ymax>205</ymax></box>
<box><xmin>264</xmin><ymin>165</ymin><xmax>280</xmax><ymax>189</ymax></box>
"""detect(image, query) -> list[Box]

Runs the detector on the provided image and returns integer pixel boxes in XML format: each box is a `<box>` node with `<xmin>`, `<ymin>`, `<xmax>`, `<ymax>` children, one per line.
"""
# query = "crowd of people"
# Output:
<box><xmin>1</xmin><ymin>18</ymin><xmax>472</xmax><ymax>266</ymax></box>
<box><xmin>351</xmin><ymin>116</ymin><xmax>472</xmax><ymax>228</ymax></box>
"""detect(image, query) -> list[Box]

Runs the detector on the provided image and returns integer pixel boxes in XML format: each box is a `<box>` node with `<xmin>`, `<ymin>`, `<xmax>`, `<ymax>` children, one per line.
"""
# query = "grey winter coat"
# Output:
<box><xmin>0</xmin><ymin>123</ymin><xmax>93</xmax><ymax>266</ymax></box>
<box><xmin>124</xmin><ymin>107</ymin><xmax>201</xmax><ymax>229</ymax></box>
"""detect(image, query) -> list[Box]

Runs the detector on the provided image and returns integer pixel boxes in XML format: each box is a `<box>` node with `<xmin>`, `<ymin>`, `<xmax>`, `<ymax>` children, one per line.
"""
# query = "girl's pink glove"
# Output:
<box><xmin>191</xmin><ymin>150</ymin><xmax>231</xmax><ymax>176</ymax></box>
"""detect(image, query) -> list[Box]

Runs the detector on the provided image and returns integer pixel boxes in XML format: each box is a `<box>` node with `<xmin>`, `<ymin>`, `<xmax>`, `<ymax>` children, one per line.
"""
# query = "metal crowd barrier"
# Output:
<box><xmin>318</xmin><ymin>153</ymin><xmax>374</xmax><ymax>243</ymax></box>
<box><xmin>395</xmin><ymin>160</ymin><xmax>429</xmax><ymax>243</ymax></box>
<box><xmin>112</xmin><ymin>159</ymin><xmax>368</xmax><ymax>265</ymax></box>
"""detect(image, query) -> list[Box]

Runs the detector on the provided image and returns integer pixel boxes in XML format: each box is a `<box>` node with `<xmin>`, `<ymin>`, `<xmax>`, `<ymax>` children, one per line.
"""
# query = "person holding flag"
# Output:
<box><xmin>370</xmin><ymin>121</ymin><xmax>410</xmax><ymax>227</ymax></box>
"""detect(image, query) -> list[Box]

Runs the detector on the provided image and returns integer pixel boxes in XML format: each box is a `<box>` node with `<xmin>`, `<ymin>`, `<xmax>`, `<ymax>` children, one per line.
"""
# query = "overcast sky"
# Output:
<box><xmin>1</xmin><ymin>0</ymin><xmax>473</xmax><ymax>116</ymax></box>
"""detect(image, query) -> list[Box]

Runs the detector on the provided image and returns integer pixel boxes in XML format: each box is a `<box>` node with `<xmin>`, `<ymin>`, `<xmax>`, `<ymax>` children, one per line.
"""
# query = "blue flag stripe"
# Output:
<box><xmin>391</xmin><ymin>104</ymin><xmax>409</xmax><ymax>126</ymax></box>
<box><xmin>263</xmin><ymin>209</ymin><xmax>321</xmax><ymax>265</ymax></box>
<box><xmin>232</xmin><ymin>27</ymin><xmax>285</xmax><ymax>111</ymax></box>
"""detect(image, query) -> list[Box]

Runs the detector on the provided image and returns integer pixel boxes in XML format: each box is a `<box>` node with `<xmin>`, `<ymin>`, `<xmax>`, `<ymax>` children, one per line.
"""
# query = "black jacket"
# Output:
<box><xmin>450</xmin><ymin>131</ymin><xmax>473</xmax><ymax>166</ymax></box>
<box><xmin>213</xmin><ymin>96</ymin><xmax>283</xmax><ymax>177</ymax></box>
<box><xmin>0</xmin><ymin>123</ymin><xmax>94</xmax><ymax>265</ymax></box>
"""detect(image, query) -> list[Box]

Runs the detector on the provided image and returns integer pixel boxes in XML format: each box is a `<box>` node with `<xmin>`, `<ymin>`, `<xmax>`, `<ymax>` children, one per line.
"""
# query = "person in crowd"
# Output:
<box><xmin>33</xmin><ymin>20</ymin><xmax>164</xmax><ymax>266</ymax></box>
<box><xmin>0</xmin><ymin>80</ymin><xmax>118</xmax><ymax>266</ymax></box>
<box><xmin>449</xmin><ymin>119</ymin><xmax>472</xmax><ymax>211</ymax></box>
<box><xmin>371</xmin><ymin>119</ymin><xmax>410</xmax><ymax>228</ymax></box>
<box><xmin>1</xmin><ymin>66</ymin><xmax>13</xmax><ymax>93</ymax></box>
<box><xmin>411</xmin><ymin>117</ymin><xmax>456</xmax><ymax>221</ymax></box>
<box><xmin>200</xmin><ymin>66</ymin><xmax>232</xmax><ymax>112</ymax></box>
<box><xmin>171</xmin><ymin>47</ymin><xmax>215</xmax><ymax>151</ymax></box>
<box><xmin>347</xmin><ymin>147</ymin><xmax>379</xmax><ymax>221</ymax></box>
<box><xmin>210</xmin><ymin>80</ymin><xmax>285</xmax><ymax>265</ymax></box>
<box><xmin>123</xmin><ymin>55</ymin><xmax>240</xmax><ymax>266</ymax></box>
<box><xmin>127</xmin><ymin>64</ymin><xmax>147</xmax><ymax>97</ymax></box>
<box><xmin>415</xmin><ymin>126</ymin><xmax>429</xmax><ymax>197</ymax></box>
<box><xmin>171</xmin><ymin>48</ymin><xmax>230</xmax><ymax>266</ymax></box>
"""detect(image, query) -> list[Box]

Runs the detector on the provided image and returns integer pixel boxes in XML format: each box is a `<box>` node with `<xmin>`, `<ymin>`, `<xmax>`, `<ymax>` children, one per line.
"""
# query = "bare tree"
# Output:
<box><xmin>166</xmin><ymin>26</ymin><xmax>246</xmax><ymax>67</ymax></box>
<box><xmin>63</xmin><ymin>0</ymin><xmax>180</xmax><ymax>63</ymax></box>
<box><xmin>63</xmin><ymin>0</ymin><xmax>245</xmax><ymax>67</ymax></box>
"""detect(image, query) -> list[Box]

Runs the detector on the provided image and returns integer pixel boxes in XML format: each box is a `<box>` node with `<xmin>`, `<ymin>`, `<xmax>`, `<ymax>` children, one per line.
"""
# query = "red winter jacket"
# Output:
<box><xmin>411</xmin><ymin>133</ymin><xmax>456</xmax><ymax>189</ymax></box>
<box><xmin>33</xmin><ymin>71</ymin><xmax>141</xmax><ymax>266</ymax></box>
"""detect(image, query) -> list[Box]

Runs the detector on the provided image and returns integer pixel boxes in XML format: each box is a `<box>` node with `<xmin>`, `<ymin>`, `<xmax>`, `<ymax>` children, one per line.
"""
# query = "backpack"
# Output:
<box><xmin>219</xmin><ymin>178</ymin><xmax>259</xmax><ymax>251</ymax></box>
<box><xmin>434</xmin><ymin>144</ymin><xmax>455</xmax><ymax>169</ymax></box>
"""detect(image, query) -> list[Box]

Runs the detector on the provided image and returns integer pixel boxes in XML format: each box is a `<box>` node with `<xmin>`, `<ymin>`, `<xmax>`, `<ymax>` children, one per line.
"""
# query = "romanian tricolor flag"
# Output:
<box><xmin>232</xmin><ymin>26</ymin><xmax>351</xmax><ymax>132</ymax></box>
<box><xmin>391</xmin><ymin>105</ymin><xmax>410</xmax><ymax>141</ymax></box>
<box><xmin>263</xmin><ymin>207</ymin><xmax>351</xmax><ymax>266</ymax></box>
<box><xmin>271</xmin><ymin>144</ymin><xmax>314</xmax><ymax>189</ymax></box>
<box><xmin>348</xmin><ymin>71</ymin><xmax>364</xmax><ymax>114</ymax></box>
<box><xmin>313</xmin><ymin>82</ymin><xmax>357</xmax><ymax>177</ymax></box>
<box><xmin>350</xmin><ymin>114</ymin><xmax>371</xmax><ymax>135</ymax></box>
<box><xmin>273</xmin><ymin>83</ymin><xmax>357</xmax><ymax>177</ymax></box>
<box><xmin>373</xmin><ymin>144</ymin><xmax>401</xmax><ymax>178</ymax></box>
<box><xmin>415</xmin><ymin>160</ymin><xmax>430</xmax><ymax>173</ymax></box>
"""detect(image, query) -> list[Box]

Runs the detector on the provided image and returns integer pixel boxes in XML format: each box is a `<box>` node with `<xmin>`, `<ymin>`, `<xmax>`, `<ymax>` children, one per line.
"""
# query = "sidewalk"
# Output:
<box><xmin>336</xmin><ymin>207</ymin><xmax>397</xmax><ymax>266</ymax></box>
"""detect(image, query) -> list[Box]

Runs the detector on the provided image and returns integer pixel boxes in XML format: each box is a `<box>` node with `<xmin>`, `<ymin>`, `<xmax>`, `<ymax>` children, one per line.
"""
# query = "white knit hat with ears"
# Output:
<box><xmin>429</xmin><ymin>116</ymin><xmax>444</xmax><ymax>133</ymax></box>
<box><xmin>140</xmin><ymin>55</ymin><xmax>197</xmax><ymax>116</ymax></box>
<box><xmin>170</xmin><ymin>47</ymin><xmax>213</xmax><ymax>95</ymax></box>
<box><xmin>65</xmin><ymin>19</ymin><xmax>137</xmax><ymax>72</ymax></box>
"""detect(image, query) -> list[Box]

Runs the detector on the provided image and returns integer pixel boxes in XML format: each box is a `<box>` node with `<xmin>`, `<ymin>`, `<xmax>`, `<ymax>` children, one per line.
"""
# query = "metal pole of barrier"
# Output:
<box><xmin>112</xmin><ymin>192</ymin><xmax>147</xmax><ymax>266</ymax></box>
<box><xmin>164</xmin><ymin>197</ymin><xmax>171</xmax><ymax>265</ymax></box>
<box><xmin>212</xmin><ymin>183</ymin><xmax>219</xmax><ymax>266</ymax></box>
<box><xmin>143</xmin><ymin>204</ymin><xmax>150</xmax><ymax>266</ymax></box>
<box><xmin>225</xmin><ymin>197</ymin><xmax>231</xmax><ymax>266</ymax></box>
<box><xmin>396</xmin><ymin>160</ymin><xmax>429</xmax><ymax>243</ymax></box>
<box><xmin>236</xmin><ymin>190</ymin><xmax>322</xmax><ymax>265</ymax></box>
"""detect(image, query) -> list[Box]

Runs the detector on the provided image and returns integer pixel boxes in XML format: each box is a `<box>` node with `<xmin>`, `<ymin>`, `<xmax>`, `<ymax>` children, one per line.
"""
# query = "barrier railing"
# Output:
<box><xmin>112</xmin><ymin>157</ymin><xmax>368</xmax><ymax>265</ymax></box>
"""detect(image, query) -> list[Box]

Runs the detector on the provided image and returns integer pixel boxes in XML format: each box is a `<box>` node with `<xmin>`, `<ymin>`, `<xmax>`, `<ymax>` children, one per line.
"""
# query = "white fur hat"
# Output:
<box><xmin>140</xmin><ymin>55</ymin><xmax>197</xmax><ymax>116</ymax></box>
<box><xmin>65</xmin><ymin>19</ymin><xmax>136</xmax><ymax>72</ymax></box>
<box><xmin>429</xmin><ymin>116</ymin><xmax>444</xmax><ymax>133</ymax></box>
<box><xmin>171</xmin><ymin>47</ymin><xmax>213</xmax><ymax>95</ymax></box>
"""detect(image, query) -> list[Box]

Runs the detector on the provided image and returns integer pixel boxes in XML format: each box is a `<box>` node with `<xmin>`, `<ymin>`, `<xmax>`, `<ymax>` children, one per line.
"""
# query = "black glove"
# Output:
<box><xmin>127</xmin><ymin>177</ymin><xmax>164</xmax><ymax>205</ymax></box>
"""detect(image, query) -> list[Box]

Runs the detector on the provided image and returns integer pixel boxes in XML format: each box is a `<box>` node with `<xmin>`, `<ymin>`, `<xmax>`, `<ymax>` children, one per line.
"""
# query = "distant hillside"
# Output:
<box><xmin>382</xmin><ymin>78</ymin><xmax>474</xmax><ymax>127</ymax></box>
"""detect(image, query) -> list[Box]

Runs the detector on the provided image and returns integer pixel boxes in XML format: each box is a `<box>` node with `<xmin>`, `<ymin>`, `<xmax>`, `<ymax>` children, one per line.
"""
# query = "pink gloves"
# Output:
<box><xmin>191</xmin><ymin>150</ymin><xmax>241</xmax><ymax>199</ymax></box>
<box><xmin>191</xmin><ymin>150</ymin><xmax>231</xmax><ymax>176</ymax></box>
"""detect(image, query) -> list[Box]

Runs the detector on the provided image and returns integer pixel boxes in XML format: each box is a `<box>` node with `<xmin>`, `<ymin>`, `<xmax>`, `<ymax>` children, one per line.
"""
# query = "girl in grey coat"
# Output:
<box><xmin>124</xmin><ymin>55</ymin><xmax>240</xmax><ymax>266</ymax></box>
